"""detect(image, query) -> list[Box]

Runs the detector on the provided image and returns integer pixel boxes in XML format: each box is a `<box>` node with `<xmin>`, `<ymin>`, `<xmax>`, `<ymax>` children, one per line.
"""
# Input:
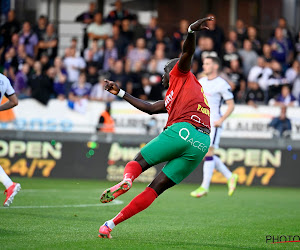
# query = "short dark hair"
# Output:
<box><xmin>164</xmin><ymin>58</ymin><xmax>179</xmax><ymax>72</ymax></box>
<box><xmin>205</xmin><ymin>56</ymin><xmax>222</xmax><ymax>70</ymax></box>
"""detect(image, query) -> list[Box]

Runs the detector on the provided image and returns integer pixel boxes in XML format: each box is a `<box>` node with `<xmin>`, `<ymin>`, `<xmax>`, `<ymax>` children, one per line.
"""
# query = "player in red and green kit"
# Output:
<box><xmin>98</xmin><ymin>16</ymin><xmax>214</xmax><ymax>238</ymax></box>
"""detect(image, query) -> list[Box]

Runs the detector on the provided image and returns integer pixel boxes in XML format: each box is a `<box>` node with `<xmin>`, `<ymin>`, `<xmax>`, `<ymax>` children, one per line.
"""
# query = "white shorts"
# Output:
<box><xmin>210</xmin><ymin>126</ymin><xmax>222</xmax><ymax>149</ymax></box>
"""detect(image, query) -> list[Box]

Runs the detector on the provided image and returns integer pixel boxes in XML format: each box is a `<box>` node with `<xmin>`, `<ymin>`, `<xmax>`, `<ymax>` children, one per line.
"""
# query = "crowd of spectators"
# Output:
<box><xmin>1</xmin><ymin>0</ymin><xmax>300</xmax><ymax>114</ymax></box>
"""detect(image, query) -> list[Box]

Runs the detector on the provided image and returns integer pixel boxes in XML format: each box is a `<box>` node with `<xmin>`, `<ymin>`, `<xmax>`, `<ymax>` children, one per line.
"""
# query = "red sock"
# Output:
<box><xmin>113</xmin><ymin>187</ymin><xmax>158</xmax><ymax>226</ymax></box>
<box><xmin>123</xmin><ymin>161</ymin><xmax>142</xmax><ymax>181</ymax></box>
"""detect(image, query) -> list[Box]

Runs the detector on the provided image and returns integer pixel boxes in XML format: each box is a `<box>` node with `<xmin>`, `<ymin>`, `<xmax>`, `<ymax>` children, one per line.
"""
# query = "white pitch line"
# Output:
<box><xmin>0</xmin><ymin>200</ymin><xmax>123</xmax><ymax>209</ymax></box>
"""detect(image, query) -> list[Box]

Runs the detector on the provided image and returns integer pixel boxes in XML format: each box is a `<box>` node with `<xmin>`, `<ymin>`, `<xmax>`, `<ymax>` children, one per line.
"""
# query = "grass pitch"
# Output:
<box><xmin>0</xmin><ymin>177</ymin><xmax>299</xmax><ymax>249</ymax></box>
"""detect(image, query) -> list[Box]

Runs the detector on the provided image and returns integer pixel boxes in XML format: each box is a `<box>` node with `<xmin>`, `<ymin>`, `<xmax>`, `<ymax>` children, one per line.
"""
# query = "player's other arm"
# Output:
<box><xmin>104</xmin><ymin>79</ymin><xmax>167</xmax><ymax>115</ymax></box>
<box><xmin>0</xmin><ymin>93</ymin><xmax>18</xmax><ymax>111</ymax></box>
<box><xmin>214</xmin><ymin>99</ymin><xmax>234</xmax><ymax>127</ymax></box>
<box><xmin>178</xmin><ymin>16</ymin><xmax>214</xmax><ymax>72</ymax></box>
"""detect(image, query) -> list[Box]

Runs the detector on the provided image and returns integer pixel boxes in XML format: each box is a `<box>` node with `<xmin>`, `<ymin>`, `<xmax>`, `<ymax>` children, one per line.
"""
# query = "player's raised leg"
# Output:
<box><xmin>214</xmin><ymin>156</ymin><xmax>238</xmax><ymax>196</ymax></box>
<box><xmin>99</xmin><ymin>171</ymin><xmax>174</xmax><ymax>238</ymax></box>
<box><xmin>100</xmin><ymin>160</ymin><xmax>143</xmax><ymax>203</ymax></box>
<box><xmin>0</xmin><ymin>166</ymin><xmax>21</xmax><ymax>207</ymax></box>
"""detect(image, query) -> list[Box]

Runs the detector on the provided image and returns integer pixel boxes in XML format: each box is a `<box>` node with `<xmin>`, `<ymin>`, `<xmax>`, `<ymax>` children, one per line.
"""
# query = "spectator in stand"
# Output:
<box><xmin>262</xmin><ymin>43</ymin><xmax>273</xmax><ymax>65</ymax></box>
<box><xmin>198</xmin><ymin>14</ymin><xmax>225</xmax><ymax>55</ymax></box>
<box><xmin>194</xmin><ymin>37</ymin><xmax>218</xmax><ymax>72</ymax></box>
<box><xmin>87</xmin><ymin>12</ymin><xmax>112</xmax><ymax>49</ymax></box>
<box><xmin>5</xmin><ymin>33</ymin><xmax>19</xmax><ymax>56</ymax></box>
<box><xmin>268</xmin><ymin>27</ymin><xmax>293</xmax><ymax>69</ymax></box>
<box><xmin>145</xmin><ymin>17</ymin><xmax>158</xmax><ymax>42</ymax></box>
<box><xmin>245</xmin><ymin>81</ymin><xmax>265</xmax><ymax>107</ymax></box>
<box><xmin>63</xmin><ymin>47</ymin><xmax>86</xmax><ymax>85</ymax></box>
<box><xmin>292</xmin><ymin>75</ymin><xmax>300</xmax><ymax>104</ymax></box>
<box><xmin>147</xmin><ymin>27</ymin><xmax>170</xmax><ymax>55</ymax></box>
<box><xmin>75</xmin><ymin>2</ymin><xmax>96</xmax><ymax>50</ymax></box>
<box><xmin>127</xmin><ymin>61</ymin><xmax>146</xmax><ymax>97</ymax></box>
<box><xmin>112</xmin><ymin>24</ymin><xmax>128</xmax><ymax>59</ymax></box>
<box><xmin>131</xmin><ymin>14</ymin><xmax>146</xmax><ymax>42</ymax></box>
<box><xmin>272</xmin><ymin>17</ymin><xmax>293</xmax><ymax>42</ymax></box>
<box><xmin>171</xmin><ymin>19</ymin><xmax>189</xmax><ymax>58</ymax></box>
<box><xmin>285</xmin><ymin>60</ymin><xmax>300</xmax><ymax>85</ymax></box>
<box><xmin>53</xmin><ymin>56</ymin><xmax>68</xmax><ymax>100</ymax></box>
<box><xmin>37</xmin><ymin>23</ymin><xmax>58</xmax><ymax>61</ymax></box>
<box><xmin>226</xmin><ymin>59</ymin><xmax>246</xmax><ymax>103</ymax></box>
<box><xmin>84</xmin><ymin>40</ymin><xmax>103</xmax><ymax>67</ymax></box>
<box><xmin>268</xmin><ymin>106</ymin><xmax>292</xmax><ymax>138</ymax></box>
<box><xmin>14</xmin><ymin>63</ymin><xmax>30</xmax><ymax>99</ymax></box>
<box><xmin>109</xmin><ymin>60</ymin><xmax>129</xmax><ymax>91</ymax></box>
<box><xmin>90</xmin><ymin>75</ymin><xmax>116</xmax><ymax>102</ymax></box>
<box><xmin>103</xmin><ymin>38</ymin><xmax>118</xmax><ymax>71</ymax></box>
<box><xmin>286</xmin><ymin>60</ymin><xmax>300</xmax><ymax>102</ymax></box>
<box><xmin>234</xmin><ymin>19</ymin><xmax>247</xmax><ymax>45</ymax></box>
<box><xmin>68</xmin><ymin>72</ymin><xmax>92</xmax><ymax>113</ymax></box>
<box><xmin>248</xmin><ymin>56</ymin><xmax>272</xmax><ymax>100</ymax></box>
<box><xmin>40</xmin><ymin>53</ymin><xmax>51</xmax><ymax>73</ymax></box>
<box><xmin>15</xmin><ymin>44</ymin><xmax>27</xmax><ymax>70</ymax></box>
<box><xmin>33</xmin><ymin>15</ymin><xmax>48</xmax><ymax>41</ymax></box>
<box><xmin>120</xmin><ymin>18</ymin><xmax>134</xmax><ymax>46</ymax></box>
<box><xmin>19</xmin><ymin>21</ymin><xmax>39</xmax><ymax>58</ymax></box>
<box><xmin>0</xmin><ymin>10</ymin><xmax>20</xmax><ymax>49</ymax></box>
<box><xmin>134</xmin><ymin>73</ymin><xmax>163</xmax><ymax>101</ymax></box>
<box><xmin>222</xmin><ymin>40</ymin><xmax>242</xmax><ymax>70</ymax></box>
<box><xmin>266</xmin><ymin>60</ymin><xmax>289</xmax><ymax>100</ymax></box>
<box><xmin>70</xmin><ymin>37</ymin><xmax>79</xmax><ymax>53</ymax></box>
<box><xmin>200</xmin><ymin>37</ymin><xmax>218</xmax><ymax>59</ymax></box>
<box><xmin>228</xmin><ymin>30</ymin><xmax>241</xmax><ymax>49</ymax></box>
<box><xmin>269</xmin><ymin>85</ymin><xmax>298</xmax><ymax>107</ymax></box>
<box><xmin>3</xmin><ymin>47</ymin><xmax>18</xmax><ymax>82</ymax></box>
<box><xmin>28</xmin><ymin>61</ymin><xmax>54</xmax><ymax>105</ymax></box>
<box><xmin>106</xmin><ymin>0</ymin><xmax>130</xmax><ymax>26</ymax></box>
<box><xmin>148</xmin><ymin>46</ymin><xmax>169</xmax><ymax>75</ymax></box>
<box><xmin>295</xmin><ymin>31</ymin><xmax>300</xmax><ymax>61</ymax></box>
<box><xmin>125</xmin><ymin>37</ymin><xmax>150</xmax><ymax>72</ymax></box>
<box><xmin>86</xmin><ymin>63</ymin><xmax>99</xmax><ymax>86</ymax></box>
<box><xmin>238</xmin><ymin>39</ymin><xmax>258</xmax><ymax>77</ymax></box>
<box><xmin>247</xmin><ymin>26</ymin><xmax>262</xmax><ymax>55</ymax></box>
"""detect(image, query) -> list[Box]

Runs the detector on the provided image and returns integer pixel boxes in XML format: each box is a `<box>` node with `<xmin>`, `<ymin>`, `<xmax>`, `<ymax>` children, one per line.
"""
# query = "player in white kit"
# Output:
<box><xmin>190</xmin><ymin>57</ymin><xmax>238</xmax><ymax>197</ymax></box>
<box><xmin>0</xmin><ymin>73</ymin><xmax>21</xmax><ymax>206</ymax></box>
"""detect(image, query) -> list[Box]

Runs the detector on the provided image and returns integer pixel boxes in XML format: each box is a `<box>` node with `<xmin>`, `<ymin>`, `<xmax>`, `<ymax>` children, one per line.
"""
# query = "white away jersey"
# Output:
<box><xmin>0</xmin><ymin>73</ymin><xmax>15</xmax><ymax>104</ymax></box>
<box><xmin>198</xmin><ymin>76</ymin><xmax>233</xmax><ymax>122</ymax></box>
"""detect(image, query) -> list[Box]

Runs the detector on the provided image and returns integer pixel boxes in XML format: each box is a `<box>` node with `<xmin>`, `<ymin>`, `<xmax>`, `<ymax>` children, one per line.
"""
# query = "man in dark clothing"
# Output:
<box><xmin>28</xmin><ymin>62</ymin><xmax>54</xmax><ymax>105</ymax></box>
<box><xmin>0</xmin><ymin>10</ymin><xmax>20</xmax><ymax>48</ymax></box>
<box><xmin>268</xmin><ymin>106</ymin><xmax>292</xmax><ymax>138</ymax></box>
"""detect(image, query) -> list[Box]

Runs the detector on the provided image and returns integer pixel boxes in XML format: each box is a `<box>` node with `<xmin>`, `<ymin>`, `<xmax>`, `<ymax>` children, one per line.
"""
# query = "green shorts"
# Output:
<box><xmin>141</xmin><ymin>122</ymin><xmax>210</xmax><ymax>184</ymax></box>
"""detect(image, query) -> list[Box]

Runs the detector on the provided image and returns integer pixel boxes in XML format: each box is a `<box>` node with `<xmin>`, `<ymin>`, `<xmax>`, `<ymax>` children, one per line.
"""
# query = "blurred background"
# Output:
<box><xmin>0</xmin><ymin>0</ymin><xmax>299</xmax><ymax>187</ymax></box>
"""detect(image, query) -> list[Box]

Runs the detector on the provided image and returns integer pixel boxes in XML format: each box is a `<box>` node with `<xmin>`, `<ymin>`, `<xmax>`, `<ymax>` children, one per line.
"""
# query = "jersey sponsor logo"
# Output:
<box><xmin>165</xmin><ymin>90</ymin><xmax>174</xmax><ymax>111</ymax></box>
<box><xmin>179</xmin><ymin>128</ymin><xmax>208</xmax><ymax>152</ymax></box>
<box><xmin>190</xmin><ymin>115</ymin><xmax>209</xmax><ymax>128</ymax></box>
<box><xmin>197</xmin><ymin>104</ymin><xmax>210</xmax><ymax>117</ymax></box>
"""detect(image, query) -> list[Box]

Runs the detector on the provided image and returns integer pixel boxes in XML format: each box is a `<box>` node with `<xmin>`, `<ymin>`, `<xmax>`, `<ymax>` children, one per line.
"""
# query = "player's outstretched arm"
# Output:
<box><xmin>178</xmin><ymin>16</ymin><xmax>214</xmax><ymax>72</ymax></box>
<box><xmin>104</xmin><ymin>79</ymin><xmax>167</xmax><ymax>115</ymax></box>
<box><xmin>0</xmin><ymin>94</ymin><xmax>18</xmax><ymax>112</ymax></box>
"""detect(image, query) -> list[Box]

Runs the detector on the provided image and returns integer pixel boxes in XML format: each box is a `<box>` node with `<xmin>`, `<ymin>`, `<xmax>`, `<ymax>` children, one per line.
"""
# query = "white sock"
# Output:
<box><xmin>0</xmin><ymin>166</ymin><xmax>13</xmax><ymax>189</ymax></box>
<box><xmin>106</xmin><ymin>219</ymin><xmax>116</xmax><ymax>229</ymax></box>
<box><xmin>214</xmin><ymin>156</ymin><xmax>232</xmax><ymax>179</ymax></box>
<box><xmin>201</xmin><ymin>157</ymin><xmax>215</xmax><ymax>190</ymax></box>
